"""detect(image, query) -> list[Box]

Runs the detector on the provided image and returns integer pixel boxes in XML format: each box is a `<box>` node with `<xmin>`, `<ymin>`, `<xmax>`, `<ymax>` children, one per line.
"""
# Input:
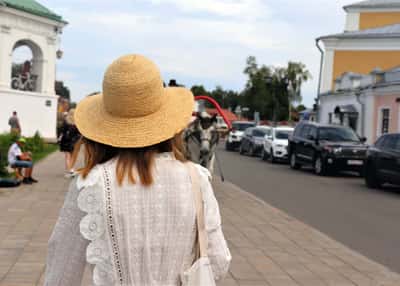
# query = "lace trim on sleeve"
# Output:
<box><xmin>77</xmin><ymin>166</ymin><xmax>117</xmax><ymax>286</ymax></box>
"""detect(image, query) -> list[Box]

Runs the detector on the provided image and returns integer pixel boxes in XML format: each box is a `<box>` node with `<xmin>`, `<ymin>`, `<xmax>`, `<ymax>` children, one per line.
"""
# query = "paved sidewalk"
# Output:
<box><xmin>0</xmin><ymin>152</ymin><xmax>400</xmax><ymax>286</ymax></box>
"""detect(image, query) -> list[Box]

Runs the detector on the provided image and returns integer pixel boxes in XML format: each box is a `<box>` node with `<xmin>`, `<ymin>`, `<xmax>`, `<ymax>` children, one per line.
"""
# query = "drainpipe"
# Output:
<box><xmin>355</xmin><ymin>89</ymin><xmax>365</xmax><ymax>137</ymax></box>
<box><xmin>316</xmin><ymin>38</ymin><xmax>324</xmax><ymax>122</ymax></box>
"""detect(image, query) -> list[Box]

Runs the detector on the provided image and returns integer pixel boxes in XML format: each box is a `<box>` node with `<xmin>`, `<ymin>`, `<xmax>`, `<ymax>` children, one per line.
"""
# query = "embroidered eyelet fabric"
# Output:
<box><xmin>74</xmin><ymin>153</ymin><xmax>231</xmax><ymax>286</ymax></box>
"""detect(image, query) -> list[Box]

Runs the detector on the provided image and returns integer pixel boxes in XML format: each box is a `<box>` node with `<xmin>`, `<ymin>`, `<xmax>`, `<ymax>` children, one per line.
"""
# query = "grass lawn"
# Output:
<box><xmin>32</xmin><ymin>143</ymin><xmax>59</xmax><ymax>163</ymax></box>
<box><xmin>1</xmin><ymin>144</ymin><xmax>58</xmax><ymax>179</ymax></box>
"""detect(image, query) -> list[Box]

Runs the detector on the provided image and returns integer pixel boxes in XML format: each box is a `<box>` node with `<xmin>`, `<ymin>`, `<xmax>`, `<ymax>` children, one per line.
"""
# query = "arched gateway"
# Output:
<box><xmin>0</xmin><ymin>0</ymin><xmax>67</xmax><ymax>140</ymax></box>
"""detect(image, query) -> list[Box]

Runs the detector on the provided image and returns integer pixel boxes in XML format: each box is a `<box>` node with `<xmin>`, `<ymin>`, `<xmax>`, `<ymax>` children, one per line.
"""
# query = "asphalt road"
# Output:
<box><xmin>214</xmin><ymin>145</ymin><xmax>400</xmax><ymax>273</ymax></box>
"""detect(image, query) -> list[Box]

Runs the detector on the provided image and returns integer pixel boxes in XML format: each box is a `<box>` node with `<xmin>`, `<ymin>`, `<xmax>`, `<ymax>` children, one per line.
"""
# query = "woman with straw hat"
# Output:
<box><xmin>44</xmin><ymin>55</ymin><xmax>231</xmax><ymax>286</ymax></box>
<box><xmin>58</xmin><ymin>108</ymin><xmax>81</xmax><ymax>177</ymax></box>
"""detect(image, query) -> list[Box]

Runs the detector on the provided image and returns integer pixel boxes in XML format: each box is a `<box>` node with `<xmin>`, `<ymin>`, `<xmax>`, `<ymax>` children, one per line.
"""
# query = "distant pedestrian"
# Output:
<box><xmin>7</xmin><ymin>137</ymin><xmax>38</xmax><ymax>184</ymax></box>
<box><xmin>58</xmin><ymin>109</ymin><xmax>80</xmax><ymax>177</ymax></box>
<box><xmin>44</xmin><ymin>54</ymin><xmax>231</xmax><ymax>286</ymax></box>
<box><xmin>8</xmin><ymin>111</ymin><xmax>21</xmax><ymax>135</ymax></box>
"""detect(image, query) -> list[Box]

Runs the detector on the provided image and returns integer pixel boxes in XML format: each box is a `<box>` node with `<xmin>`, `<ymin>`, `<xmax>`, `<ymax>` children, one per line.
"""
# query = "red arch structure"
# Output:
<box><xmin>195</xmin><ymin>95</ymin><xmax>232</xmax><ymax>129</ymax></box>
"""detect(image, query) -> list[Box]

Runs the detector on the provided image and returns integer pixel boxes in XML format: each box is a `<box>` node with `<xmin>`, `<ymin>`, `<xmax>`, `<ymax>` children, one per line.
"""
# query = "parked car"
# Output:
<box><xmin>225</xmin><ymin>121</ymin><xmax>256</xmax><ymax>151</ymax></box>
<box><xmin>364</xmin><ymin>133</ymin><xmax>400</xmax><ymax>188</ymax></box>
<box><xmin>288</xmin><ymin>122</ymin><xmax>368</xmax><ymax>176</ymax></box>
<box><xmin>262</xmin><ymin>126</ymin><xmax>294</xmax><ymax>163</ymax></box>
<box><xmin>240</xmin><ymin>126</ymin><xmax>272</xmax><ymax>156</ymax></box>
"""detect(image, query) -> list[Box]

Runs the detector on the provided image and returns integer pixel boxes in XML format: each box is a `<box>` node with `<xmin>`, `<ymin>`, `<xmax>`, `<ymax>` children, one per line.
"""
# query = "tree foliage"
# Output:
<box><xmin>55</xmin><ymin>81</ymin><xmax>71</xmax><ymax>101</ymax></box>
<box><xmin>190</xmin><ymin>56</ymin><xmax>311</xmax><ymax>122</ymax></box>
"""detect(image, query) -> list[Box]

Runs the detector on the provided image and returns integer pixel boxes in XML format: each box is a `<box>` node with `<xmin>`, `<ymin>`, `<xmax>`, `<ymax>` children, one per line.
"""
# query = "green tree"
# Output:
<box><xmin>242</xmin><ymin>56</ymin><xmax>311</xmax><ymax>122</ymax></box>
<box><xmin>55</xmin><ymin>81</ymin><xmax>71</xmax><ymax>101</ymax></box>
<box><xmin>191</xmin><ymin>85</ymin><xmax>210</xmax><ymax>96</ymax></box>
<box><xmin>296</xmin><ymin>104</ymin><xmax>307</xmax><ymax>112</ymax></box>
<box><xmin>243</xmin><ymin>56</ymin><xmax>273</xmax><ymax>120</ymax></box>
<box><xmin>286</xmin><ymin>62</ymin><xmax>312</xmax><ymax>121</ymax></box>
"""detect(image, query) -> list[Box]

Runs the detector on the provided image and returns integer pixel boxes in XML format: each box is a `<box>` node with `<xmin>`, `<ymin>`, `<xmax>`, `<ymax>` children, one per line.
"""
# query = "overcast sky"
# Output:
<box><xmin>37</xmin><ymin>0</ymin><xmax>357</xmax><ymax>107</ymax></box>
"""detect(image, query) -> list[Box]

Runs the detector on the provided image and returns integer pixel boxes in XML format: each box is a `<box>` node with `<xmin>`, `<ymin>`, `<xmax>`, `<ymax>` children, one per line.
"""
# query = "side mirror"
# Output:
<box><xmin>360</xmin><ymin>137</ymin><xmax>367</xmax><ymax>143</ymax></box>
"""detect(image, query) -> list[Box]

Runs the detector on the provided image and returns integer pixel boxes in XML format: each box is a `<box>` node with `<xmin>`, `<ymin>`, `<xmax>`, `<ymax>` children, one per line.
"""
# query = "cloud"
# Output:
<box><xmin>41</xmin><ymin>0</ymin><xmax>357</xmax><ymax>107</ymax></box>
<box><xmin>145</xmin><ymin>0</ymin><xmax>270</xmax><ymax>18</ymax></box>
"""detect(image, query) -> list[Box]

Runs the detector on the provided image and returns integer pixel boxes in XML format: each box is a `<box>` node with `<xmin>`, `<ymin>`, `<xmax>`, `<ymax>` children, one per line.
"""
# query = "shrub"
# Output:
<box><xmin>0</xmin><ymin>132</ymin><xmax>46</xmax><ymax>176</ymax></box>
<box><xmin>0</xmin><ymin>133</ymin><xmax>19</xmax><ymax>176</ymax></box>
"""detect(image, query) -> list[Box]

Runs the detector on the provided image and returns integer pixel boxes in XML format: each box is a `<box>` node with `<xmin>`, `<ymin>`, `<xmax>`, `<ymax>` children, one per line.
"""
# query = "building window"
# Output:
<box><xmin>381</xmin><ymin>108</ymin><xmax>390</xmax><ymax>135</ymax></box>
<box><xmin>328</xmin><ymin>113</ymin><xmax>332</xmax><ymax>124</ymax></box>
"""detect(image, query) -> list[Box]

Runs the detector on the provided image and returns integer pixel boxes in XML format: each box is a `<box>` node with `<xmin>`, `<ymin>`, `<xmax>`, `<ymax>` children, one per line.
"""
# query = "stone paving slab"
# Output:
<box><xmin>0</xmin><ymin>152</ymin><xmax>400</xmax><ymax>286</ymax></box>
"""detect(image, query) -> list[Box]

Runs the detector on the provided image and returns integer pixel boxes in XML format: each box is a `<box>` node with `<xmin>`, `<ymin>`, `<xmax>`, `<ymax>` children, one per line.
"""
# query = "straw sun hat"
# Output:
<box><xmin>74</xmin><ymin>54</ymin><xmax>195</xmax><ymax>148</ymax></box>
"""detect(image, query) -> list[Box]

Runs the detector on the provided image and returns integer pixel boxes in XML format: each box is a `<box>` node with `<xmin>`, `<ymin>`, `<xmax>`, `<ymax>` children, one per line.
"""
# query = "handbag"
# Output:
<box><xmin>181</xmin><ymin>163</ymin><xmax>216</xmax><ymax>286</ymax></box>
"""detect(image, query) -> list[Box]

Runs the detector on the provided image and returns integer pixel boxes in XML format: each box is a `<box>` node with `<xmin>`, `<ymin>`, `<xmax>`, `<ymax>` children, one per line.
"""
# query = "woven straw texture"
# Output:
<box><xmin>74</xmin><ymin>55</ymin><xmax>194</xmax><ymax>148</ymax></box>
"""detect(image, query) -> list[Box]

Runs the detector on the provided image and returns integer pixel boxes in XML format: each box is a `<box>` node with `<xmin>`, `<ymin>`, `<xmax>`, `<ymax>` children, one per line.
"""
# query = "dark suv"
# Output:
<box><xmin>365</xmin><ymin>133</ymin><xmax>400</xmax><ymax>188</ymax></box>
<box><xmin>288</xmin><ymin>122</ymin><xmax>368</xmax><ymax>176</ymax></box>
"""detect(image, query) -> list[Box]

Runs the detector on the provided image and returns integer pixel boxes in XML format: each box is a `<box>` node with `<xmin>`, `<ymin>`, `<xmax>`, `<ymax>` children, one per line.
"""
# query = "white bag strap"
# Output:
<box><xmin>187</xmin><ymin>163</ymin><xmax>208</xmax><ymax>258</ymax></box>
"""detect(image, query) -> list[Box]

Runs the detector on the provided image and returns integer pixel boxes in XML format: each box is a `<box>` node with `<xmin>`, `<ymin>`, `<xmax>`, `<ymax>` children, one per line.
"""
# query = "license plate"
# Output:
<box><xmin>347</xmin><ymin>160</ymin><xmax>363</xmax><ymax>166</ymax></box>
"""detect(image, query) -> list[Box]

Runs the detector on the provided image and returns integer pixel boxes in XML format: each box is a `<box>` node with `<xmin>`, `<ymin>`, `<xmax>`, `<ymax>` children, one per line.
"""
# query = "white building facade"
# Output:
<box><xmin>0</xmin><ymin>1</ymin><xmax>66</xmax><ymax>140</ymax></box>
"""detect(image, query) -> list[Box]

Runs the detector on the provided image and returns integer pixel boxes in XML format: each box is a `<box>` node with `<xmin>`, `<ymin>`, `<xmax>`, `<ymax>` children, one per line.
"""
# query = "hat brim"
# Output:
<box><xmin>74</xmin><ymin>87</ymin><xmax>194</xmax><ymax>148</ymax></box>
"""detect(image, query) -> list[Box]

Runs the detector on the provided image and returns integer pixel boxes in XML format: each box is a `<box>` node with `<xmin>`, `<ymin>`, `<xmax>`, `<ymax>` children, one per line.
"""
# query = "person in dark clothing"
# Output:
<box><xmin>58</xmin><ymin>109</ymin><xmax>80</xmax><ymax>177</ymax></box>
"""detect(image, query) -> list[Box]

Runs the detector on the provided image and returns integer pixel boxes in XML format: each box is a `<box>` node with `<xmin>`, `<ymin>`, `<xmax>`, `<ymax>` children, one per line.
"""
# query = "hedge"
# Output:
<box><xmin>0</xmin><ymin>132</ymin><xmax>55</xmax><ymax>177</ymax></box>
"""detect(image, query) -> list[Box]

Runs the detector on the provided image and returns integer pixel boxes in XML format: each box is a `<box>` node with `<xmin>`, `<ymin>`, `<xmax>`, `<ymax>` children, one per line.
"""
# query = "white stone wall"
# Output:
<box><xmin>345</xmin><ymin>12</ymin><xmax>360</xmax><ymax>31</ymax></box>
<box><xmin>0</xmin><ymin>88</ymin><xmax>58</xmax><ymax>139</ymax></box>
<box><xmin>0</xmin><ymin>7</ymin><xmax>65</xmax><ymax>141</ymax></box>
<box><xmin>319</xmin><ymin>94</ymin><xmax>375</xmax><ymax>144</ymax></box>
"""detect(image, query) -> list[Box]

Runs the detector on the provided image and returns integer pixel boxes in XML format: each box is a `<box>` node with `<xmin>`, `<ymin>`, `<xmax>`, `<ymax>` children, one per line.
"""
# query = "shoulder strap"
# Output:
<box><xmin>187</xmin><ymin>163</ymin><xmax>208</xmax><ymax>258</ymax></box>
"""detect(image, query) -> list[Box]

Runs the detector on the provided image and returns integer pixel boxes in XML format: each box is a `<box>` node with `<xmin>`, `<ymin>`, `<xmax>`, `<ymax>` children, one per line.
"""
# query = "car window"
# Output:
<box><xmin>382</xmin><ymin>135</ymin><xmax>397</xmax><ymax>150</ymax></box>
<box><xmin>318</xmin><ymin>127</ymin><xmax>359</xmax><ymax>142</ymax></box>
<box><xmin>294</xmin><ymin>124</ymin><xmax>304</xmax><ymax>137</ymax></box>
<box><xmin>299</xmin><ymin>125</ymin><xmax>310</xmax><ymax>139</ymax></box>
<box><xmin>375</xmin><ymin>135</ymin><xmax>387</xmax><ymax>148</ymax></box>
<box><xmin>275</xmin><ymin>130</ymin><xmax>293</xmax><ymax>140</ymax></box>
<box><xmin>308</xmin><ymin>126</ymin><xmax>317</xmax><ymax>139</ymax></box>
<box><xmin>253</xmin><ymin>129</ymin><xmax>268</xmax><ymax>137</ymax></box>
<box><xmin>232</xmin><ymin>122</ymin><xmax>255</xmax><ymax>131</ymax></box>
<box><xmin>395</xmin><ymin>136</ymin><xmax>400</xmax><ymax>151</ymax></box>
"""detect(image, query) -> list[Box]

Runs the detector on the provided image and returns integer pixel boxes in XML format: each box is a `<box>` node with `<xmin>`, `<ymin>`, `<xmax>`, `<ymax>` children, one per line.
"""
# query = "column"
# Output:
<box><xmin>0</xmin><ymin>25</ymin><xmax>12</xmax><ymax>89</ymax></box>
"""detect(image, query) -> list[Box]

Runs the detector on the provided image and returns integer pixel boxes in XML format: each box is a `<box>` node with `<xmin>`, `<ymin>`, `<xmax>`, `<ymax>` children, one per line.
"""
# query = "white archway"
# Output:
<box><xmin>11</xmin><ymin>39</ymin><xmax>44</xmax><ymax>92</ymax></box>
<box><xmin>0</xmin><ymin>2</ymin><xmax>67</xmax><ymax>140</ymax></box>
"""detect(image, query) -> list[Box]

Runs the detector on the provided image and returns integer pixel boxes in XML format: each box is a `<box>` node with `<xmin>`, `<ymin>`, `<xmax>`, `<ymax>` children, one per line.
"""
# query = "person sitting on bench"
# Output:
<box><xmin>7</xmin><ymin>137</ymin><xmax>38</xmax><ymax>184</ymax></box>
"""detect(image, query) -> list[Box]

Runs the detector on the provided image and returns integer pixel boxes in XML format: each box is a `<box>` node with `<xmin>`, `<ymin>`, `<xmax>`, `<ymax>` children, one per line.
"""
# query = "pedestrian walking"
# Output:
<box><xmin>8</xmin><ymin>111</ymin><xmax>21</xmax><ymax>135</ymax></box>
<box><xmin>44</xmin><ymin>54</ymin><xmax>231</xmax><ymax>286</ymax></box>
<box><xmin>58</xmin><ymin>109</ymin><xmax>80</xmax><ymax>177</ymax></box>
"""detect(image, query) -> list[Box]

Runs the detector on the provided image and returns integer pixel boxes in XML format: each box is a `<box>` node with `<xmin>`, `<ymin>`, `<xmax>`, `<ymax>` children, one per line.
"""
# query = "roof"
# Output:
<box><xmin>344</xmin><ymin>0</ymin><xmax>400</xmax><ymax>11</ymax></box>
<box><xmin>299</xmin><ymin>109</ymin><xmax>316</xmax><ymax>115</ymax></box>
<box><xmin>318</xmin><ymin>23</ymin><xmax>400</xmax><ymax>40</ymax></box>
<box><xmin>206</xmin><ymin>108</ymin><xmax>238</xmax><ymax>122</ymax></box>
<box><xmin>0</xmin><ymin>0</ymin><xmax>66</xmax><ymax>23</ymax></box>
<box><xmin>334</xmin><ymin>104</ymin><xmax>358</xmax><ymax>114</ymax></box>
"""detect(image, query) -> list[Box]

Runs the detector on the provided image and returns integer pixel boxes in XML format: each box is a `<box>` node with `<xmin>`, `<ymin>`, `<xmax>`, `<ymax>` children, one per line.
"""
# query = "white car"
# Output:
<box><xmin>261</xmin><ymin>126</ymin><xmax>294</xmax><ymax>163</ymax></box>
<box><xmin>225</xmin><ymin>121</ymin><xmax>256</xmax><ymax>151</ymax></box>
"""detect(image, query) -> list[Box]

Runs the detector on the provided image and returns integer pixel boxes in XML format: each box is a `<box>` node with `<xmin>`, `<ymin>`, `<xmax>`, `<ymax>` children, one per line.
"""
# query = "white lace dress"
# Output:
<box><xmin>44</xmin><ymin>153</ymin><xmax>231</xmax><ymax>286</ymax></box>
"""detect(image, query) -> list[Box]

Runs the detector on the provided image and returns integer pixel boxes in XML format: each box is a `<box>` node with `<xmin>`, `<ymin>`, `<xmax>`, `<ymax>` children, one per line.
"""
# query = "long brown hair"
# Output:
<box><xmin>72</xmin><ymin>132</ymin><xmax>187</xmax><ymax>186</ymax></box>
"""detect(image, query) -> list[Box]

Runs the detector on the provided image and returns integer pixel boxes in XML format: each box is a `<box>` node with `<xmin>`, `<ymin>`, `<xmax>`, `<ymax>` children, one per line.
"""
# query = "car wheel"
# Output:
<box><xmin>365</xmin><ymin>162</ymin><xmax>382</xmax><ymax>189</ymax></box>
<box><xmin>239</xmin><ymin>144</ymin><xmax>245</xmax><ymax>155</ymax></box>
<box><xmin>225</xmin><ymin>142</ymin><xmax>232</xmax><ymax>151</ymax></box>
<box><xmin>249</xmin><ymin>145</ymin><xmax>255</xmax><ymax>157</ymax></box>
<box><xmin>314</xmin><ymin>155</ymin><xmax>327</xmax><ymax>176</ymax></box>
<box><xmin>268</xmin><ymin>148</ymin><xmax>276</xmax><ymax>163</ymax></box>
<box><xmin>261</xmin><ymin>148</ymin><xmax>268</xmax><ymax>161</ymax></box>
<box><xmin>290</xmin><ymin>152</ymin><xmax>300</xmax><ymax>170</ymax></box>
